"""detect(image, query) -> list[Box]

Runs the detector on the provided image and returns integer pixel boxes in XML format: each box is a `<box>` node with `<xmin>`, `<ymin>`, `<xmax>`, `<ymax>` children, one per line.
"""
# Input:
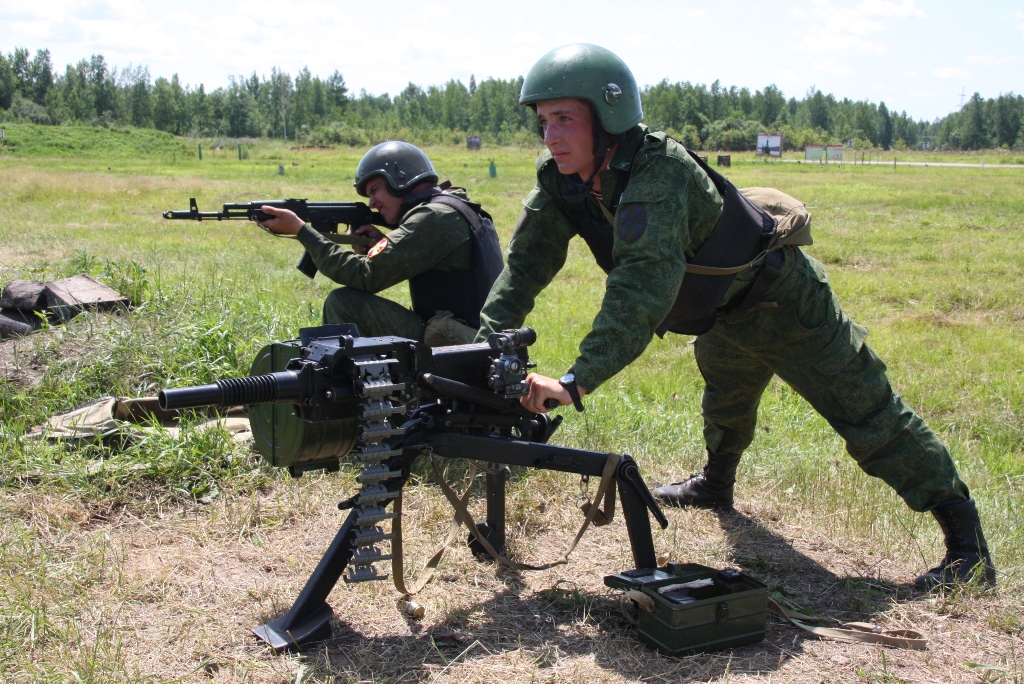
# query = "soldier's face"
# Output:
<box><xmin>536</xmin><ymin>99</ymin><xmax>594</xmax><ymax>177</ymax></box>
<box><xmin>365</xmin><ymin>177</ymin><xmax>404</xmax><ymax>224</ymax></box>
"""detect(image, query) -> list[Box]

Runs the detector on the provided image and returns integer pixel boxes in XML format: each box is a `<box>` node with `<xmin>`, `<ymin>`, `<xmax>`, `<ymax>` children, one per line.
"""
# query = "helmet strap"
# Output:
<box><xmin>562</xmin><ymin>114</ymin><xmax>625</xmax><ymax>205</ymax></box>
<box><xmin>395</xmin><ymin>184</ymin><xmax>444</xmax><ymax>223</ymax></box>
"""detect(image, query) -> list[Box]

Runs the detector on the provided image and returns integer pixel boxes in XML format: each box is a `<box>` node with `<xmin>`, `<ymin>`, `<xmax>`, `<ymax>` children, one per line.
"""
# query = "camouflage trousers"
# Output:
<box><xmin>694</xmin><ymin>247</ymin><xmax>970</xmax><ymax>513</ymax></box>
<box><xmin>322</xmin><ymin>287</ymin><xmax>477</xmax><ymax>346</ymax></box>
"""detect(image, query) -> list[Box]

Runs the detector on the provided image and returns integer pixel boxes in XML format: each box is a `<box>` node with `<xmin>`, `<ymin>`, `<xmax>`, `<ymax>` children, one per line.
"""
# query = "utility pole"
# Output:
<box><xmin>959</xmin><ymin>87</ymin><xmax>966</xmax><ymax>110</ymax></box>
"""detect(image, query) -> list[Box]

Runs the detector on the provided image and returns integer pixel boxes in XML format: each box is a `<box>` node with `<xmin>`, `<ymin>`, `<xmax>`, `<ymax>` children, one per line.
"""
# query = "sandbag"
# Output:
<box><xmin>0</xmin><ymin>310</ymin><xmax>35</xmax><ymax>339</ymax></box>
<box><xmin>0</xmin><ymin>280</ymin><xmax>47</xmax><ymax>311</ymax></box>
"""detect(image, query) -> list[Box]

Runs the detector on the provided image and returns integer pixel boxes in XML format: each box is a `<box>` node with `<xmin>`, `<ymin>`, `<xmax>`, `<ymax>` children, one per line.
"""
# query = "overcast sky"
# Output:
<box><xmin>3</xmin><ymin>0</ymin><xmax>1022</xmax><ymax>121</ymax></box>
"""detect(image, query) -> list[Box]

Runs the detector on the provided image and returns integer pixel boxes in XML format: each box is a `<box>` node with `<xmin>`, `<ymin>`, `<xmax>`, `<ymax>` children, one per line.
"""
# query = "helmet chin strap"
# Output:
<box><xmin>389</xmin><ymin>183</ymin><xmax>447</xmax><ymax>225</ymax></box>
<box><xmin>562</xmin><ymin>112</ymin><xmax>624</xmax><ymax>204</ymax></box>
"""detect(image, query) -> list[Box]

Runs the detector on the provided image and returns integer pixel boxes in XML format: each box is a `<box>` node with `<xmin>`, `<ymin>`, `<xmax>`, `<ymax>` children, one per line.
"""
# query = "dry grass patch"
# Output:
<box><xmin>3</xmin><ymin>473</ymin><xmax>1021</xmax><ymax>684</ymax></box>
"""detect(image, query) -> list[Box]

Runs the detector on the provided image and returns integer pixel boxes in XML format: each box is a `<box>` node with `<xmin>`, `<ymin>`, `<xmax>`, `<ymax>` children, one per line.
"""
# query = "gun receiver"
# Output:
<box><xmin>158</xmin><ymin>325</ymin><xmax>666</xmax><ymax>652</ymax></box>
<box><xmin>162</xmin><ymin>197</ymin><xmax>388</xmax><ymax>278</ymax></box>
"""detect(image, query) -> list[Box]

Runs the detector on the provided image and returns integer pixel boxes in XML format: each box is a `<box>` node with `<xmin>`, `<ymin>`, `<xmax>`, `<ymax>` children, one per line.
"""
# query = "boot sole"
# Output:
<box><xmin>655</xmin><ymin>496</ymin><xmax>734</xmax><ymax>511</ymax></box>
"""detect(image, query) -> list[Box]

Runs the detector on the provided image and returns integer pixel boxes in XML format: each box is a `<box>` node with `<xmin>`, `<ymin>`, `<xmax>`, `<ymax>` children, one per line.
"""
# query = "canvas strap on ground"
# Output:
<box><xmin>767</xmin><ymin>598</ymin><xmax>927</xmax><ymax>650</ymax></box>
<box><xmin>619</xmin><ymin>590</ymin><xmax>656</xmax><ymax>626</ymax></box>
<box><xmin>428</xmin><ymin>451</ymin><xmax>621</xmax><ymax>572</ymax></box>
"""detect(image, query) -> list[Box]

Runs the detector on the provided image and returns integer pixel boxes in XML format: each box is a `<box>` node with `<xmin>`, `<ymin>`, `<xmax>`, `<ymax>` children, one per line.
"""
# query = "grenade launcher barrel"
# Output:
<box><xmin>159</xmin><ymin>370</ymin><xmax>303</xmax><ymax>411</ymax></box>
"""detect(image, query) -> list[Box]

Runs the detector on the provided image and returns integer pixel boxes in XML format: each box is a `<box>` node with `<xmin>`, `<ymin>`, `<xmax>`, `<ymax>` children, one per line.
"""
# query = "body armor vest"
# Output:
<box><xmin>565</xmin><ymin>150</ymin><xmax>776</xmax><ymax>336</ymax></box>
<box><xmin>407</xmin><ymin>191</ymin><xmax>504</xmax><ymax>329</ymax></box>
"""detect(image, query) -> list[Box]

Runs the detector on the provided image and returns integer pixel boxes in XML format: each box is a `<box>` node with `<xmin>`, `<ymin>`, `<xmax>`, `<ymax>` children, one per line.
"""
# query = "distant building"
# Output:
<box><xmin>466</xmin><ymin>136</ymin><xmax>482</xmax><ymax>150</ymax></box>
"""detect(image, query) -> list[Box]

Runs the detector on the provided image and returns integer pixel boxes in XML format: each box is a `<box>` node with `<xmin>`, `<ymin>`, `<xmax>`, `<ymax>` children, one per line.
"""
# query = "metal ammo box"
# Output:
<box><xmin>605</xmin><ymin>563</ymin><xmax>768</xmax><ymax>656</ymax></box>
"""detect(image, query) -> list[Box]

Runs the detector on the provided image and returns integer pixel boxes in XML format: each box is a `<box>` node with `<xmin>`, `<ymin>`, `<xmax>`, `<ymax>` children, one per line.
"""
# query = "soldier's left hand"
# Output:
<box><xmin>259</xmin><ymin>206</ymin><xmax>305</xmax><ymax>235</ymax></box>
<box><xmin>520</xmin><ymin>373</ymin><xmax>587</xmax><ymax>413</ymax></box>
<box><xmin>350</xmin><ymin>224</ymin><xmax>385</xmax><ymax>255</ymax></box>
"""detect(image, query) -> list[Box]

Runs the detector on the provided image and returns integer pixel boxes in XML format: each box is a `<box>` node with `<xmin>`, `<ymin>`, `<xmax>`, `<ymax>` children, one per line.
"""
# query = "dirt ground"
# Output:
<box><xmin>6</xmin><ymin>474</ymin><xmax>1019</xmax><ymax>684</ymax></box>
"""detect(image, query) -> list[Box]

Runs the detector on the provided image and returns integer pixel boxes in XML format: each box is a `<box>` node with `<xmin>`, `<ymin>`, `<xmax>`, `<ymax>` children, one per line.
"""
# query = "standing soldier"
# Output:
<box><xmin>476</xmin><ymin>43</ymin><xmax>994</xmax><ymax>590</ymax></box>
<box><xmin>262</xmin><ymin>141</ymin><xmax>503</xmax><ymax>346</ymax></box>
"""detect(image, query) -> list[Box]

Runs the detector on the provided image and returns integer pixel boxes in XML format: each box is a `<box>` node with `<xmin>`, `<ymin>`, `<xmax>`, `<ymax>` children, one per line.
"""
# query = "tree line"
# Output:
<box><xmin>2</xmin><ymin>47</ymin><xmax>1022</xmax><ymax>152</ymax></box>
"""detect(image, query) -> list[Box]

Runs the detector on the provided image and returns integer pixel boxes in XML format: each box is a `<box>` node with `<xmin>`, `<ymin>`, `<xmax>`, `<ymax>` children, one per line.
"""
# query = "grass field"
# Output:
<box><xmin>1</xmin><ymin>125</ymin><xmax>1023</xmax><ymax>683</ymax></box>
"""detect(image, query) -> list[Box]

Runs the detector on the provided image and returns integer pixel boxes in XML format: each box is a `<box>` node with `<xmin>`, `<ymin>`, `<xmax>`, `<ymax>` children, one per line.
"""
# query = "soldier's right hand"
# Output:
<box><xmin>351</xmin><ymin>224</ymin><xmax>385</xmax><ymax>254</ymax></box>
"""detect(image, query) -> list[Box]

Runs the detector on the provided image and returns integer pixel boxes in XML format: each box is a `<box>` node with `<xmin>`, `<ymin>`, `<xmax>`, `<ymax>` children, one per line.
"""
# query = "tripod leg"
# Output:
<box><xmin>616</xmin><ymin>457</ymin><xmax>658</xmax><ymax>570</ymax></box>
<box><xmin>252</xmin><ymin>509</ymin><xmax>357</xmax><ymax>651</ymax></box>
<box><xmin>485</xmin><ymin>468</ymin><xmax>507</xmax><ymax>552</ymax></box>
<box><xmin>471</xmin><ymin>468</ymin><xmax>508</xmax><ymax>557</ymax></box>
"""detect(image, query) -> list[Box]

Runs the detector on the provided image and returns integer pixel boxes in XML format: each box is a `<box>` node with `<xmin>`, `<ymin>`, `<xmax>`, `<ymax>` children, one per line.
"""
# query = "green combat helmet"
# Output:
<box><xmin>519</xmin><ymin>43</ymin><xmax>643</xmax><ymax>135</ymax></box>
<box><xmin>354</xmin><ymin>141</ymin><xmax>438</xmax><ymax>197</ymax></box>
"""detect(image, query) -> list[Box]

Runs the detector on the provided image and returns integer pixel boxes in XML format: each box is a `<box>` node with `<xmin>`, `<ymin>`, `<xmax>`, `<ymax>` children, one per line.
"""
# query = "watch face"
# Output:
<box><xmin>559</xmin><ymin>372</ymin><xmax>575</xmax><ymax>385</ymax></box>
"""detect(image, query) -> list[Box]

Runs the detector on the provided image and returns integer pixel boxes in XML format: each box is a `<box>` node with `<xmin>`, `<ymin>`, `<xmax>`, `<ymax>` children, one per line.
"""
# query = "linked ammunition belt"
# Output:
<box><xmin>344</xmin><ymin>354</ymin><xmax>406</xmax><ymax>584</ymax></box>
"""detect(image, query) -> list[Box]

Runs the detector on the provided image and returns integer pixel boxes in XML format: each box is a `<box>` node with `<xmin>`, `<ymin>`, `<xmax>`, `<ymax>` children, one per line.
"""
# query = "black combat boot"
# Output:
<box><xmin>653</xmin><ymin>451</ymin><xmax>742</xmax><ymax>509</ymax></box>
<box><xmin>914</xmin><ymin>498</ymin><xmax>996</xmax><ymax>590</ymax></box>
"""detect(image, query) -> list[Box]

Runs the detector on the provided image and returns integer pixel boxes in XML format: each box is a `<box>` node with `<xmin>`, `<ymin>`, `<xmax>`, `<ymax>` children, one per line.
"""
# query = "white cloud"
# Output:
<box><xmin>813</xmin><ymin>59</ymin><xmax>855</xmax><ymax>76</ymax></box>
<box><xmin>624</xmin><ymin>32</ymin><xmax>654</xmax><ymax>46</ymax></box>
<box><xmin>792</xmin><ymin>0</ymin><xmax>926</xmax><ymax>55</ymax></box>
<box><xmin>905</xmin><ymin>70</ymin><xmax>918</xmax><ymax>78</ymax></box>
<box><xmin>966</xmin><ymin>54</ymin><xmax>1021</xmax><ymax>66</ymax></box>
<box><xmin>932</xmin><ymin>67</ymin><xmax>972</xmax><ymax>80</ymax></box>
<box><xmin>686</xmin><ymin>8</ymin><xmax>707</xmax><ymax>18</ymax></box>
<box><xmin>1013</xmin><ymin>12</ymin><xmax>1024</xmax><ymax>37</ymax></box>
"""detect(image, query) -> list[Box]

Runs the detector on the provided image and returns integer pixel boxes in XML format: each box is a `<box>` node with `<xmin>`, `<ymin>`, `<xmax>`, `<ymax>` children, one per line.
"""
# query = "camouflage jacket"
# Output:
<box><xmin>477</xmin><ymin>125</ymin><xmax>726</xmax><ymax>391</ymax></box>
<box><xmin>295</xmin><ymin>188</ymin><xmax>474</xmax><ymax>293</ymax></box>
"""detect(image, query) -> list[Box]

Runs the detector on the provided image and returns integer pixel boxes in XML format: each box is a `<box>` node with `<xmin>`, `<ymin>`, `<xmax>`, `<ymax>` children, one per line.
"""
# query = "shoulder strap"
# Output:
<box><xmin>427</xmin><ymin>193</ymin><xmax>487</xmax><ymax>231</ymax></box>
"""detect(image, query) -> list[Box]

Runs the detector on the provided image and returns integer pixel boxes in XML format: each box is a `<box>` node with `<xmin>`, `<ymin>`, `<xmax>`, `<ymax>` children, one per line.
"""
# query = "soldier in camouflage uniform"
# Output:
<box><xmin>261</xmin><ymin>141</ymin><xmax>503</xmax><ymax>345</ymax></box>
<box><xmin>476</xmin><ymin>44</ymin><xmax>994</xmax><ymax>590</ymax></box>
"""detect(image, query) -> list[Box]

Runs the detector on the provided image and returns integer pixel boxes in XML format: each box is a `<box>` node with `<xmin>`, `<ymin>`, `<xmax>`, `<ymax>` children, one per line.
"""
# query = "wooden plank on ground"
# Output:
<box><xmin>44</xmin><ymin>275</ymin><xmax>130</xmax><ymax>320</ymax></box>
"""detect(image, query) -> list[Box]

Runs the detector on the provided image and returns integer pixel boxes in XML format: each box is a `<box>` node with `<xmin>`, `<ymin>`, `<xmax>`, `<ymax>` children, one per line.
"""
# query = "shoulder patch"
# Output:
<box><xmin>367</xmin><ymin>237</ymin><xmax>388</xmax><ymax>258</ymax></box>
<box><xmin>616</xmin><ymin>203</ymin><xmax>647</xmax><ymax>244</ymax></box>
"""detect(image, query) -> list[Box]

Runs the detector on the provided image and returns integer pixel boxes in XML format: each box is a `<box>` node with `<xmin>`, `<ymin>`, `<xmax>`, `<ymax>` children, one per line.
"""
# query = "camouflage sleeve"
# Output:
<box><xmin>570</xmin><ymin>178</ymin><xmax>698</xmax><ymax>392</ymax></box>
<box><xmin>295</xmin><ymin>206</ymin><xmax>471</xmax><ymax>293</ymax></box>
<box><xmin>475</xmin><ymin>186</ymin><xmax>576</xmax><ymax>340</ymax></box>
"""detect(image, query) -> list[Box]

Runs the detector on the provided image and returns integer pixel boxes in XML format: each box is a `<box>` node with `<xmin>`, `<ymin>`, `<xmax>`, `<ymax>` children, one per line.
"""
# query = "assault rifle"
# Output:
<box><xmin>159</xmin><ymin>325</ymin><xmax>668</xmax><ymax>651</ymax></box>
<box><xmin>162</xmin><ymin>197</ymin><xmax>390</xmax><ymax>278</ymax></box>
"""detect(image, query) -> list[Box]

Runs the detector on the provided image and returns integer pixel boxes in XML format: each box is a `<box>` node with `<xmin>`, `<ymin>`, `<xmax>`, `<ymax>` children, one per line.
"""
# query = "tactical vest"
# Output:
<box><xmin>407</xmin><ymin>191</ymin><xmax>504</xmax><ymax>329</ymax></box>
<box><xmin>565</xmin><ymin>150</ymin><xmax>776</xmax><ymax>337</ymax></box>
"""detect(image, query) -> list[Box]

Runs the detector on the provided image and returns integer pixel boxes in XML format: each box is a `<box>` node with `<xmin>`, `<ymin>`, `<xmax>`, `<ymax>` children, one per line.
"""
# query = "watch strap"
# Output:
<box><xmin>560</xmin><ymin>375</ymin><xmax>585</xmax><ymax>413</ymax></box>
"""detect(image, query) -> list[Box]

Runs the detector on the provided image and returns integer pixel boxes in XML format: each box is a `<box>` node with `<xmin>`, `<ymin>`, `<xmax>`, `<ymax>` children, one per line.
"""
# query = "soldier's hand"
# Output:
<box><xmin>259</xmin><ymin>206</ymin><xmax>304</xmax><ymax>235</ymax></box>
<box><xmin>520</xmin><ymin>373</ymin><xmax>587</xmax><ymax>414</ymax></box>
<box><xmin>351</xmin><ymin>224</ymin><xmax>385</xmax><ymax>255</ymax></box>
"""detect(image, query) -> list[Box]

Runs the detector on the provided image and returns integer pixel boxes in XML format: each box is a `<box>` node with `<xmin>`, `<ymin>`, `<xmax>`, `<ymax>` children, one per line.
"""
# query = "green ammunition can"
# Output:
<box><xmin>606</xmin><ymin>563</ymin><xmax>767</xmax><ymax>656</ymax></box>
<box><xmin>248</xmin><ymin>340</ymin><xmax>357</xmax><ymax>476</ymax></box>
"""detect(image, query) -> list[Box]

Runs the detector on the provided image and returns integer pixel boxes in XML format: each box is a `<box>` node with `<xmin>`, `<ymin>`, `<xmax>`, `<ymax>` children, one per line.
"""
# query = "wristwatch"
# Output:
<box><xmin>559</xmin><ymin>372</ymin><xmax>586</xmax><ymax>413</ymax></box>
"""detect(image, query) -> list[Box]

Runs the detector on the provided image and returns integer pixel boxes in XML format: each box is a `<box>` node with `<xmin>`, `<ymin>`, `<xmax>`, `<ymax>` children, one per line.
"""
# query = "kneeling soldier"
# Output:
<box><xmin>262</xmin><ymin>141</ymin><xmax>503</xmax><ymax>346</ymax></box>
<box><xmin>476</xmin><ymin>43</ymin><xmax>994</xmax><ymax>590</ymax></box>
